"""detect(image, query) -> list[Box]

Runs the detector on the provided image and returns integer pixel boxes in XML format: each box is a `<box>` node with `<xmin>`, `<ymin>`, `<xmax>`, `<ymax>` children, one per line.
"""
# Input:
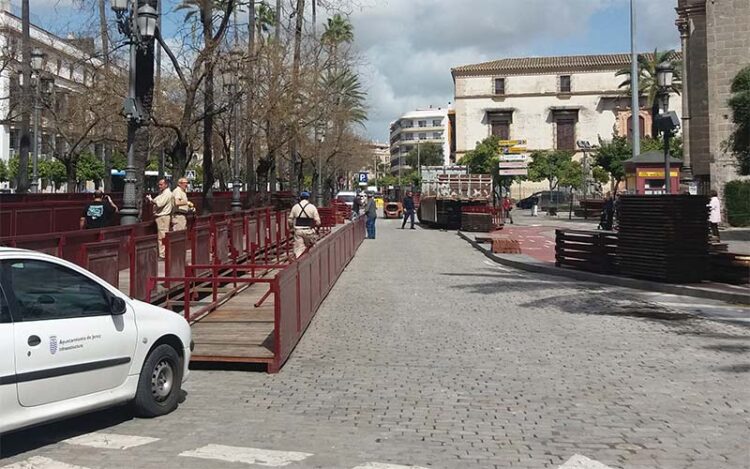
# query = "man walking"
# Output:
<box><xmin>401</xmin><ymin>191</ymin><xmax>416</xmax><ymax>229</ymax></box>
<box><xmin>365</xmin><ymin>192</ymin><xmax>377</xmax><ymax>239</ymax></box>
<box><xmin>80</xmin><ymin>190</ymin><xmax>119</xmax><ymax>229</ymax></box>
<box><xmin>288</xmin><ymin>191</ymin><xmax>321</xmax><ymax>259</ymax></box>
<box><xmin>351</xmin><ymin>190</ymin><xmax>361</xmax><ymax>221</ymax></box>
<box><xmin>708</xmin><ymin>189</ymin><xmax>721</xmax><ymax>241</ymax></box>
<box><xmin>172</xmin><ymin>177</ymin><xmax>191</xmax><ymax>231</ymax></box>
<box><xmin>502</xmin><ymin>195</ymin><xmax>514</xmax><ymax>224</ymax></box>
<box><xmin>147</xmin><ymin>178</ymin><xmax>173</xmax><ymax>259</ymax></box>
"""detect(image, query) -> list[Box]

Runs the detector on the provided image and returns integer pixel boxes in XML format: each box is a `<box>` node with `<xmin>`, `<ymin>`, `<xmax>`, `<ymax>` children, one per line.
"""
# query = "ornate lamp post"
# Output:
<box><xmin>656</xmin><ymin>61</ymin><xmax>677</xmax><ymax>195</ymax></box>
<box><xmin>30</xmin><ymin>48</ymin><xmax>45</xmax><ymax>193</ymax></box>
<box><xmin>112</xmin><ymin>0</ymin><xmax>159</xmax><ymax>224</ymax></box>
<box><xmin>222</xmin><ymin>60</ymin><xmax>242</xmax><ymax>212</ymax></box>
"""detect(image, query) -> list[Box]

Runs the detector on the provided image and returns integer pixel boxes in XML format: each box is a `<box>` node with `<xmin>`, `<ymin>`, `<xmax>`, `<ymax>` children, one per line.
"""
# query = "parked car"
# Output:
<box><xmin>516</xmin><ymin>191</ymin><xmax>572</xmax><ymax>210</ymax></box>
<box><xmin>0</xmin><ymin>248</ymin><xmax>192</xmax><ymax>434</ymax></box>
<box><xmin>334</xmin><ymin>191</ymin><xmax>358</xmax><ymax>208</ymax></box>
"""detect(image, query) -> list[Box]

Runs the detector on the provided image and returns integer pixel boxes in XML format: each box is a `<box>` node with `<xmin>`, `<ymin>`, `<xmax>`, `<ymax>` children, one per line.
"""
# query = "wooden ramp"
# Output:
<box><xmin>190</xmin><ymin>280</ymin><xmax>276</xmax><ymax>364</ymax></box>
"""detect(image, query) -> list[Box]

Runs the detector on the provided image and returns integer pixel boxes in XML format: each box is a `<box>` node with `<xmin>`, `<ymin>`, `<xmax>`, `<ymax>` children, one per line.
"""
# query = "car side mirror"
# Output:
<box><xmin>110</xmin><ymin>296</ymin><xmax>127</xmax><ymax>316</ymax></box>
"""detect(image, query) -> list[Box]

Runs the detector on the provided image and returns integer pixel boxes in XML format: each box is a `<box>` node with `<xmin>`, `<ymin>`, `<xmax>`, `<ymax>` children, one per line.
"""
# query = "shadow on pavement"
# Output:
<box><xmin>0</xmin><ymin>405</ymin><xmax>134</xmax><ymax>459</ymax></box>
<box><xmin>714</xmin><ymin>363</ymin><xmax>750</xmax><ymax>373</ymax></box>
<box><xmin>702</xmin><ymin>344</ymin><xmax>750</xmax><ymax>354</ymax></box>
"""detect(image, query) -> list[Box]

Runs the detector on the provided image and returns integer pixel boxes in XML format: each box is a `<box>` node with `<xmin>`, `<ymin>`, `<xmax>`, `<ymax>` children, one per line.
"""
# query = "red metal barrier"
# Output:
<box><xmin>83</xmin><ymin>239</ymin><xmax>121</xmax><ymax>288</ymax></box>
<box><xmin>130</xmin><ymin>234</ymin><xmax>158</xmax><ymax>300</ymax></box>
<box><xmin>213</xmin><ymin>219</ymin><xmax>231</xmax><ymax>265</ymax></box>
<box><xmin>0</xmin><ymin>232</ymin><xmax>64</xmax><ymax>257</ymax></box>
<box><xmin>165</xmin><ymin>230</ymin><xmax>188</xmax><ymax>287</ymax></box>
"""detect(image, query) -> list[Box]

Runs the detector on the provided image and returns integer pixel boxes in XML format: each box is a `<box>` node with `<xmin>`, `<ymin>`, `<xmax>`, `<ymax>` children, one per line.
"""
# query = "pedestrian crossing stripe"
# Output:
<box><xmin>179</xmin><ymin>444</ymin><xmax>313</xmax><ymax>467</ymax></box>
<box><xmin>62</xmin><ymin>432</ymin><xmax>160</xmax><ymax>450</ymax></box>
<box><xmin>1</xmin><ymin>456</ymin><xmax>90</xmax><ymax>469</ymax></box>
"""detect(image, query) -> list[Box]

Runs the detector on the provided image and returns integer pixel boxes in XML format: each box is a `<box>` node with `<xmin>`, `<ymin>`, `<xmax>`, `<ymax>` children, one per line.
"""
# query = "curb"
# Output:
<box><xmin>458</xmin><ymin>231</ymin><xmax>750</xmax><ymax>305</ymax></box>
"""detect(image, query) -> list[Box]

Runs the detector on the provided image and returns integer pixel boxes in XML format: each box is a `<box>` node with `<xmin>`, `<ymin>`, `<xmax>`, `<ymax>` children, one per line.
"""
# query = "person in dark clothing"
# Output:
<box><xmin>599</xmin><ymin>192</ymin><xmax>614</xmax><ymax>230</ymax></box>
<box><xmin>364</xmin><ymin>193</ymin><xmax>377</xmax><ymax>239</ymax></box>
<box><xmin>80</xmin><ymin>190</ymin><xmax>118</xmax><ymax>229</ymax></box>
<box><xmin>351</xmin><ymin>192</ymin><xmax>361</xmax><ymax>220</ymax></box>
<box><xmin>401</xmin><ymin>191</ymin><xmax>416</xmax><ymax>229</ymax></box>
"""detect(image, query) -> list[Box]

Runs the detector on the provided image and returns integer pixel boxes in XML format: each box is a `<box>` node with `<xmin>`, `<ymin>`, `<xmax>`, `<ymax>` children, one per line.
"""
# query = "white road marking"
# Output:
<box><xmin>558</xmin><ymin>454</ymin><xmax>613</xmax><ymax>469</ymax></box>
<box><xmin>708</xmin><ymin>317</ymin><xmax>750</xmax><ymax>323</ymax></box>
<box><xmin>179</xmin><ymin>444</ymin><xmax>313</xmax><ymax>467</ymax></box>
<box><xmin>62</xmin><ymin>432</ymin><xmax>159</xmax><ymax>450</ymax></box>
<box><xmin>1</xmin><ymin>456</ymin><xmax>90</xmax><ymax>469</ymax></box>
<box><xmin>483</xmin><ymin>260</ymin><xmax>511</xmax><ymax>272</ymax></box>
<box><xmin>656</xmin><ymin>301</ymin><xmax>750</xmax><ymax>311</ymax></box>
<box><xmin>352</xmin><ymin>464</ymin><xmax>430</xmax><ymax>469</ymax></box>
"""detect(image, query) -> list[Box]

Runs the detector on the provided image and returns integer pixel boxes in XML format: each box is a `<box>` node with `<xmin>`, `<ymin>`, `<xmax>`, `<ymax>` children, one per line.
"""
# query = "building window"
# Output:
<box><xmin>418</xmin><ymin>120</ymin><xmax>427</xmax><ymax>127</ymax></box>
<box><xmin>627</xmin><ymin>115</ymin><xmax>646</xmax><ymax>141</ymax></box>
<box><xmin>432</xmin><ymin>119</ymin><xmax>442</xmax><ymax>126</ymax></box>
<box><xmin>433</xmin><ymin>132</ymin><xmax>442</xmax><ymax>139</ymax></box>
<box><xmin>402</xmin><ymin>120</ymin><xmax>412</xmax><ymax>128</ymax></box>
<box><xmin>418</xmin><ymin>133</ymin><xmax>427</xmax><ymax>140</ymax></box>
<box><xmin>559</xmin><ymin>75</ymin><xmax>571</xmax><ymax>93</ymax></box>
<box><xmin>488</xmin><ymin>111</ymin><xmax>513</xmax><ymax>140</ymax></box>
<box><xmin>494</xmin><ymin>78</ymin><xmax>505</xmax><ymax>95</ymax></box>
<box><xmin>556</xmin><ymin>118</ymin><xmax>576</xmax><ymax>150</ymax></box>
<box><xmin>403</xmin><ymin>133</ymin><xmax>413</xmax><ymax>140</ymax></box>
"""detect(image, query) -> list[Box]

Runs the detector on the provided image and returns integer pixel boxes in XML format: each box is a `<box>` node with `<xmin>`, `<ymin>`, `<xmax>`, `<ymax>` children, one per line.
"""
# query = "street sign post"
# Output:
<box><xmin>358</xmin><ymin>172</ymin><xmax>368</xmax><ymax>186</ymax></box>
<box><xmin>499</xmin><ymin>154</ymin><xmax>528</xmax><ymax>162</ymax></box>
<box><xmin>498</xmin><ymin>168</ymin><xmax>529</xmax><ymax>176</ymax></box>
<box><xmin>498</xmin><ymin>161</ymin><xmax>529</xmax><ymax>169</ymax></box>
<box><xmin>498</xmin><ymin>139</ymin><xmax>527</xmax><ymax>147</ymax></box>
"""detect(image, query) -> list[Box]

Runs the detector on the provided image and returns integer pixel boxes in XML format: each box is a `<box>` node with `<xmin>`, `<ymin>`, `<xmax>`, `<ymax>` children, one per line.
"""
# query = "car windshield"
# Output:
<box><xmin>337</xmin><ymin>195</ymin><xmax>355</xmax><ymax>203</ymax></box>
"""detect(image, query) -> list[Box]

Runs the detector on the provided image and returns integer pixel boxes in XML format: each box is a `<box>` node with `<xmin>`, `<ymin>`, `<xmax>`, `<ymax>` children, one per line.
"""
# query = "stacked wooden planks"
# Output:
<box><xmin>555</xmin><ymin>229</ymin><xmax>618</xmax><ymax>274</ymax></box>
<box><xmin>617</xmin><ymin>195</ymin><xmax>709</xmax><ymax>283</ymax></box>
<box><xmin>461</xmin><ymin>212</ymin><xmax>493</xmax><ymax>232</ymax></box>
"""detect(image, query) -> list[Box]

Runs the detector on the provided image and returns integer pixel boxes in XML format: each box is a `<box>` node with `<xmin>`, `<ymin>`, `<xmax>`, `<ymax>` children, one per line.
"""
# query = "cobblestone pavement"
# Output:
<box><xmin>1</xmin><ymin>218</ymin><xmax>749</xmax><ymax>469</ymax></box>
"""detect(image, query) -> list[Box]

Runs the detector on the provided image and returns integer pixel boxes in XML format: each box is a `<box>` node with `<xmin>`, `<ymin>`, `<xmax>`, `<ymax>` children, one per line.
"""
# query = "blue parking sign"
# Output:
<box><xmin>358</xmin><ymin>172</ymin><xmax>368</xmax><ymax>183</ymax></box>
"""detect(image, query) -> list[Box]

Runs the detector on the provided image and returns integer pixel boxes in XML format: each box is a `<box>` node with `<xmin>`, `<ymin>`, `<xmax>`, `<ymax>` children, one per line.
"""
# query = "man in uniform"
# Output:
<box><xmin>287</xmin><ymin>191</ymin><xmax>321</xmax><ymax>259</ymax></box>
<box><xmin>172</xmin><ymin>177</ymin><xmax>191</xmax><ymax>231</ymax></box>
<box><xmin>147</xmin><ymin>178</ymin><xmax>174</xmax><ymax>259</ymax></box>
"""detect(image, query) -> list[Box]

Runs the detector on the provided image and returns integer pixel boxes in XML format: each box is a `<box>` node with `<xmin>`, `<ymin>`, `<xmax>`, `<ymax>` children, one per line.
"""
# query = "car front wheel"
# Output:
<box><xmin>133</xmin><ymin>344</ymin><xmax>183</xmax><ymax>417</ymax></box>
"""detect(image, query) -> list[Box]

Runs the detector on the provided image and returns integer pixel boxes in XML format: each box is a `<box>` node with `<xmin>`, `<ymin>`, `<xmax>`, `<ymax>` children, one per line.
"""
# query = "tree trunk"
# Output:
<box><xmin>245</xmin><ymin>0</ymin><xmax>257</xmax><ymax>194</ymax></box>
<box><xmin>201</xmin><ymin>2</ymin><xmax>215</xmax><ymax>214</ymax></box>
<box><xmin>288</xmin><ymin>0</ymin><xmax>304</xmax><ymax>194</ymax></box>
<box><xmin>17</xmin><ymin>0</ymin><xmax>31</xmax><ymax>193</ymax></box>
<box><xmin>65</xmin><ymin>159</ymin><xmax>76</xmax><ymax>193</ymax></box>
<box><xmin>170</xmin><ymin>139</ymin><xmax>189</xmax><ymax>181</ymax></box>
<box><xmin>103</xmin><ymin>145</ymin><xmax>113</xmax><ymax>192</ymax></box>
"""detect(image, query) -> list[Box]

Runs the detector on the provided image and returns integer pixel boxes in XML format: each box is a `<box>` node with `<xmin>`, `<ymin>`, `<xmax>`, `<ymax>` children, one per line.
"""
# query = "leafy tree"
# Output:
<box><xmin>8</xmin><ymin>156</ymin><xmax>31</xmax><ymax>185</ymax></box>
<box><xmin>527</xmin><ymin>150</ymin><xmax>576</xmax><ymax>193</ymax></box>
<box><xmin>591</xmin><ymin>166</ymin><xmax>610</xmax><ymax>185</ymax></box>
<box><xmin>39</xmin><ymin>159</ymin><xmax>67</xmax><ymax>191</ymax></box>
<box><xmin>727</xmin><ymin>65</ymin><xmax>750</xmax><ymax>174</ymax></box>
<box><xmin>76</xmin><ymin>152</ymin><xmax>105</xmax><ymax>188</ymax></box>
<box><xmin>405</xmin><ymin>141</ymin><xmax>443</xmax><ymax>168</ymax></box>
<box><xmin>616</xmin><ymin>49</ymin><xmax>682</xmax><ymax>107</ymax></box>
<box><xmin>111</xmin><ymin>151</ymin><xmax>127</xmax><ymax>171</ymax></box>
<box><xmin>459</xmin><ymin>135</ymin><xmax>501</xmax><ymax>174</ymax></box>
<box><xmin>593</xmin><ymin>136</ymin><xmax>631</xmax><ymax>190</ymax></box>
<box><xmin>641</xmin><ymin>135</ymin><xmax>683</xmax><ymax>159</ymax></box>
<box><xmin>0</xmin><ymin>159</ymin><xmax>7</xmax><ymax>183</ymax></box>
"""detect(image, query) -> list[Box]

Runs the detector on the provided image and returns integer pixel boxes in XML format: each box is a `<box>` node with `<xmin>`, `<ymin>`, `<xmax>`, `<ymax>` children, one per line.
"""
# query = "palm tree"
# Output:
<box><xmin>616</xmin><ymin>49</ymin><xmax>682</xmax><ymax>107</ymax></box>
<box><xmin>322</xmin><ymin>68</ymin><xmax>367</xmax><ymax>127</ymax></box>
<box><xmin>321</xmin><ymin>13</ymin><xmax>353</xmax><ymax>53</ymax></box>
<box><xmin>254</xmin><ymin>1</ymin><xmax>276</xmax><ymax>42</ymax></box>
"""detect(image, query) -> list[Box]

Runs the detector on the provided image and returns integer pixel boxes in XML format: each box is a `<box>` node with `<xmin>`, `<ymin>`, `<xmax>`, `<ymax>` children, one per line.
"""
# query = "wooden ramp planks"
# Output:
<box><xmin>190</xmin><ymin>281</ymin><xmax>276</xmax><ymax>362</ymax></box>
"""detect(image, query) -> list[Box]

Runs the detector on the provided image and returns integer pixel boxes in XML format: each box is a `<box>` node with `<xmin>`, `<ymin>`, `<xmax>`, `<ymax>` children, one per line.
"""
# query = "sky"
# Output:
<box><xmin>22</xmin><ymin>0</ymin><xmax>680</xmax><ymax>143</ymax></box>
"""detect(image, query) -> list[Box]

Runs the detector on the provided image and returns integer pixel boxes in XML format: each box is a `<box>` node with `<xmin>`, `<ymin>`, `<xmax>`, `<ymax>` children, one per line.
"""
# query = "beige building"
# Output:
<box><xmin>676</xmin><ymin>0</ymin><xmax>750</xmax><ymax>198</ymax></box>
<box><xmin>452</xmin><ymin>53</ymin><xmax>682</xmax><ymax>162</ymax></box>
<box><xmin>389</xmin><ymin>107</ymin><xmax>452</xmax><ymax>174</ymax></box>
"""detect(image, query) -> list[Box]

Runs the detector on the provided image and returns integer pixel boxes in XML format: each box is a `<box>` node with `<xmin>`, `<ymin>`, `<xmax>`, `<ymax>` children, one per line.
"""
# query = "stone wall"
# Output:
<box><xmin>706</xmin><ymin>0</ymin><xmax>750</xmax><ymax>198</ymax></box>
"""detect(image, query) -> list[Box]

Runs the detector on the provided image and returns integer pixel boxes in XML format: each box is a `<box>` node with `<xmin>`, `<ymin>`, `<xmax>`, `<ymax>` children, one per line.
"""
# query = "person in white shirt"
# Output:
<box><xmin>147</xmin><ymin>178</ymin><xmax>174</xmax><ymax>258</ymax></box>
<box><xmin>287</xmin><ymin>191</ymin><xmax>321</xmax><ymax>259</ymax></box>
<box><xmin>708</xmin><ymin>189</ymin><xmax>721</xmax><ymax>241</ymax></box>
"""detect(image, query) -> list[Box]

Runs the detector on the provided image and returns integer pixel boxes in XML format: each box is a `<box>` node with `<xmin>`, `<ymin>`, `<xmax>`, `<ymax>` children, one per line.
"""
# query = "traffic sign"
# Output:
<box><xmin>498</xmin><ymin>161</ymin><xmax>528</xmax><ymax>169</ymax></box>
<box><xmin>498</xmin><ymin>168</ymin><xmax>529</xmax><ymax>176</ymax></box>
<box><xmin>498</xmin><ymin>139</ymin><xmax>526</xmax><ymax>147</ymax></box>
<box><xmin>506</xmin><ymin>146</ymin><xmax>527</xmax><ymax>154</ymax></box>
<box><xmin>358</xmin><ymin>172</ymin><xmax>368</xmax><ymax>184</ymax></box>
<box><xmin>499</xmin><ymin>154</ymin><xmax>528</xmax><ymax>162</ymax></box>
<box><xmin>185</xmin><ymin>170</ymin><xmax>196</xmax><ymax>180</ymax></box>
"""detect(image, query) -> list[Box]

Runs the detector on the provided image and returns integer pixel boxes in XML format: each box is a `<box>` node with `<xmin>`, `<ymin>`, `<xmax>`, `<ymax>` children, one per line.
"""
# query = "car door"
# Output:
<box><xmin>2</xmin><ymin>258</ymin><xmax>137</xmax><ymax>407</ymax></box>
<box><xmin>0</xmin><ymin>284</ymin><xmax>16</xmax><ymax>417</ymax></box>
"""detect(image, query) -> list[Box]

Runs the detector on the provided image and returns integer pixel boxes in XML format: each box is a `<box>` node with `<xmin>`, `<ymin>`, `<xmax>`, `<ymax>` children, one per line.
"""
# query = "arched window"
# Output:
<box><xmin>627</xmin><ymin>115</ymin><xmax>646</xmax><ymax>141</ymax></box>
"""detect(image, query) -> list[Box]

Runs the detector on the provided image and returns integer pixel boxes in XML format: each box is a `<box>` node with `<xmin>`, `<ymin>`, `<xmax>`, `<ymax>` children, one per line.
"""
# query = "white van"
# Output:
<box><xmin>335</xmin><ymin>191</ymin><xmax>358</xmax><ymax>208</ymax></box>
<box><xmin>0</xmin><ymin>248</ymin><xmax>192</xmax><ymax>434</ymax></box>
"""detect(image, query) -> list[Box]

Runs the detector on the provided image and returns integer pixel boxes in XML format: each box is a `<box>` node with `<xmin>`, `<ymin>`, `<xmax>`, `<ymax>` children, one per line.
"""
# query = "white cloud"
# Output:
<box><xmin>347</xmin><ymin>0</ymin><xmax>679</xmax><ymax>141</ymax></box>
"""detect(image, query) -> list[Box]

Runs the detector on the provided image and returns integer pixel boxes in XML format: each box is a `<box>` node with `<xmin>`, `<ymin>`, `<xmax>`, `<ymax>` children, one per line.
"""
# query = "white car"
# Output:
<box><xmin>0</xmin><ymin>248</ymin><xmax>192</xmax><ymax>434</ymax></box>
<box><xmin>334</xmin><ymin>191</ymin><xmax>358</xmax><ymax>208</ymax></box>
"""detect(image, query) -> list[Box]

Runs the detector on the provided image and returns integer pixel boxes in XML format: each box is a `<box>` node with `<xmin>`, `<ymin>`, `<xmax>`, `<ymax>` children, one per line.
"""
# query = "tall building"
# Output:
<box><xmin>389</xmin><ymin>107</ymin><xmax>452</xmax><ymax>174</ymax></box>
<box><xmin>452</xmin><ymin>53</ymin><xmax>682</xmax><ymax>162</ymax></box>
<box><xmin>0</xmin><ymin>1</ymin><xmax>103</xmax><ymax>166</ymax></box>
<box><xmin>676</xmin><ymin>0</ymin><xmax>750</xmax><ymax>197</ymax></box>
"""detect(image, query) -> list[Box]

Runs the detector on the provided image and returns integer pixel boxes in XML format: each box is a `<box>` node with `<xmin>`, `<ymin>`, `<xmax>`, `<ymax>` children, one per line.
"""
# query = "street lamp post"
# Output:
<box><xmin>30</xmin><ymin>48</ymin><xmax>45</xmax><ymax>193</ymax></box>
<box><xmin>656</xmin><ymin>61</ymin><xmax>676</xmax><ymax>195</ymax></box>
<box><xmin>576</xmin><ymin>140</ymin><xmax>593</xmax><ymax>219</ymax></box>
<box><xmin>223</xmin><ymin>60</ymin><xmax>242</xmax><ymax>212</ymax></box>
<box><xmin>317</xmin><ymin>134</ymin><xmax>325</xmax><ymax>207</ymax></box>
<box><xmin>112</xmin><ymin>0</ymin><xmax>159</xmax><ymax>225</ymax></box>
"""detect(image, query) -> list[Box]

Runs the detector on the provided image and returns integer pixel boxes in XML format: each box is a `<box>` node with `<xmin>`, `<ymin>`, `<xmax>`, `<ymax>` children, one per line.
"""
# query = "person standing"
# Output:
<box><xmin>502</xmin><ymin>195</ymin><xmax>514</xmax><ymax>224</ymax></box>
<box><xmin>351</xmin><ymin>191</ymin><xmax>361</xmax><ymax>221</ymax></box>
<box><xmin>171</xmin><ymin>177</ymin><xmax>191</xmax><ymax>231</ymax></box>
<box><xmin>530</xmin><ymin>195</ymin><xmax>539</xmax><ymax>217</ymax></box>
<box><xmin>708</xmin><ymin>189</ymin><xmax>721</xmax><ymax>241</ymax></box>
<box><xmin>401</xmin><ymin>191</ymin><xmax>416</xmax><ymax>229</ymax></box>
<box><xmin>600</xmin><ymin>192</ymin><xmax>614</xmax><ymax>231</ymax></box>
<box><xmin>364</xmin><ymin>193</ymin><xmax>377</xmax><ymax>239</ymax></box>
<box><xmin>80</xmin><ymin>190</ymin><xmax>119</xmax><ymax>229</ymax></box>
<box><xmin>288</xmin><ymin>191</ymin><xmax>321</xmax><ymax>259</ymax></box>
<box><xmin>147</xmin><ymin>178</ymin><xmax>174</xmax><ymax>259</ymax></box>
